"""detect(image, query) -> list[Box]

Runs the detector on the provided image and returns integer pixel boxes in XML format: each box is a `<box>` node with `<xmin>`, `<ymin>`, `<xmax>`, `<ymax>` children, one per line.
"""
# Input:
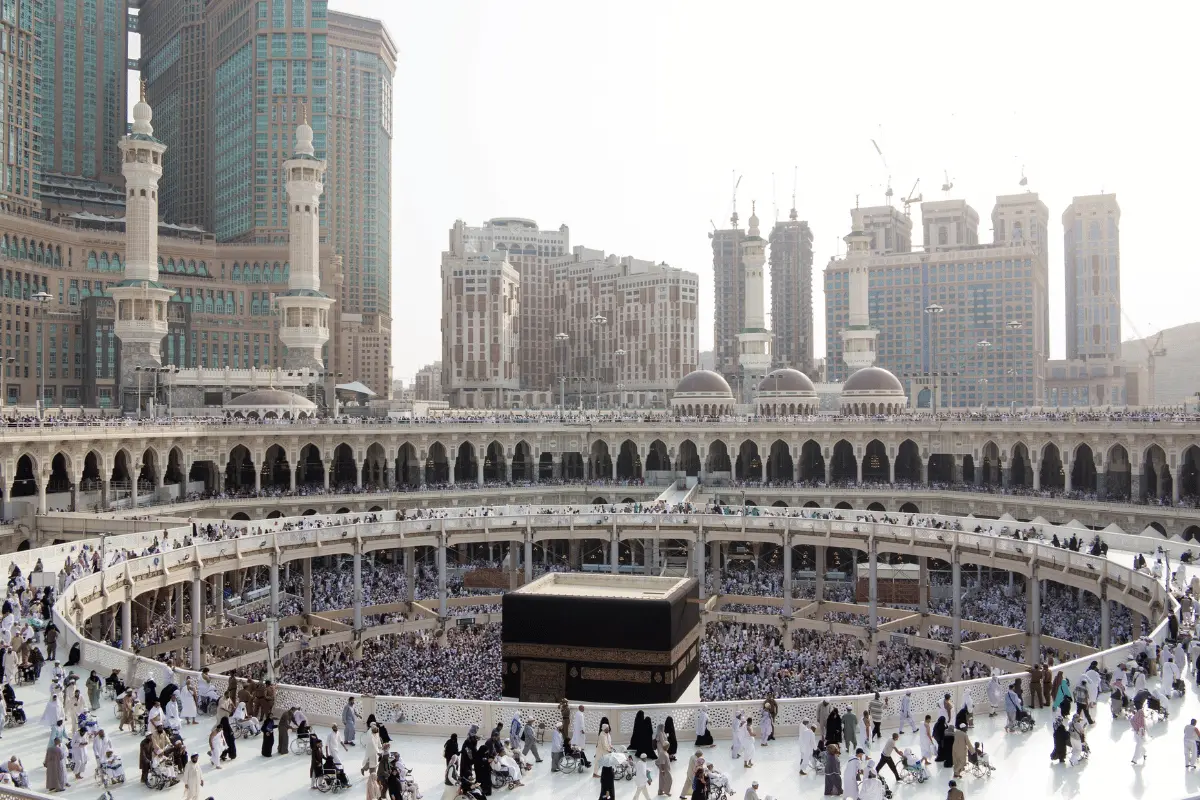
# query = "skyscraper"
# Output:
<box><xmin>139</xmin><ymin>0</ymin><xmax>208</xmax><ymax>227</ymax></box>
<box><xmin>1063</xmin><ymin>194</ymin><xmax>1121</xmax><ymax>361</ymax></box>
<box><xmin>710</xmin><ymin>212</ymin><xmax>746</xmax><ymax>382</ymax></box>
<box><xmin>37</xmin><ymin>0</ymin><xmax>129</xmax><ymax>203</ymax></box>
<box><xmin>0</xmin><ymin>0</ymin><xmax>42</xmax><ymax>215</ymax></box>
<box><xmin>768</xmin><ymin>206</ymin><xmax>814</xmax><ymax>374</ymax></box>
<box><xmin>326</xmin><ymin>11</ymin><xmax>396</xmax><ymax>395</ymax></box>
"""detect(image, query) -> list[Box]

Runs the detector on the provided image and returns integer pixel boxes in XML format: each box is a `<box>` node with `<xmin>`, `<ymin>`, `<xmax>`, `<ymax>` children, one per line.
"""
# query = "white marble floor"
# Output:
<box><xmin>5</xmin><ymin>660</ymin><xmax>1200</xmax><ymax>800</ymax></box>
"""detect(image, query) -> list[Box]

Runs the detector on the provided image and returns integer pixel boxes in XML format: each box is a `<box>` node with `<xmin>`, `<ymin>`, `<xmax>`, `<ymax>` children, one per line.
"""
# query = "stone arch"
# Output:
<box><xmin>1040</xmin><ymin>443</ymin><xmax>1065</xmax><ymax>492</ymax></box>
<box><xmin>772</xmin><ymin>500</ymin><xmax>788</xmax><ymax>507</ymax></box>
<box><xmin>676</xmin><ymin>440</ymin><xmax>699</xmax><ymax>476</ymax></box>
<box><xmin>1071</xmin><ymin>443</ymin><xmax>1097</xmax><ymax>495</ymax></box>
<box><xmin>332</xmin><ymin>443</ymin><xmax>357</xmax><ymax>487</ymax></box>
<box><xmin>425</xmin><ymin>442</ymin><xmax>449</xmax><ymax>485</ymax></box>
<box><xmin>867</xmin><ymin>501</ymin><xmax>885</xmax><ymax>512</ymax></box>
<box><xmin>1141</xmin><ymin>443</ymin><xmax>1170</xmax><ymax>502</ymax></box>
<box><xmin>895</xmin><ymin>439</ymin><xmax>921</xmax><ymax>483</ymax></box>
<box><xmin>735</xmin><ymin>440</ymin><xmax>762</xmax><ymax>481</ymax></box>
<box><xmin>927</xmin><ymin>454</ymin><xmax>953</xmax><ymax>484</ymax></box>
<box><xmin>225</xmin><ymin>445</ymin><xmax>254</xmax><ymax>491</ymax></box>
<box><xmin>1183</xmin><ymin>525</ymin><xmax>1200</xmax><ymax>542</ymax></box>
<box><xmin>10</xmin><ymin>454</ymin><xmax>37</xmax><ymax>498</ymax></box>
<box><xmin>164</xmin><ymin>446</ymin><xmax>187</xmax><ymax>488</ymax></box>
<box><xmin>302</xmin><ymin>509</ymin><xmax>317</xmax><ymax>516</ymax></box>
<box><xmin>454</xmin><ymin>441</ymin><xmax>478</xmax><ymax>484</ymax></box>
<box><xmin>560</xmin><ymin>452</ymin><xmax>584</xmax><ymax>480</ymax></box>
<box><xmin>766</xmin><ymin>439</ymin><xmax>793</xmax><ymax>482</ymax></box>
<box><xmin>266</xmin><ymin>510</ymin><xmax>284</xmax><ymax>519</ymax></box>
<box><xmin>297</xmin><ymin>443</ymin><xmax>324</xmax><ymax>486</ymax></box>
<box><xmin>589</xmin><ymin>440</ymin><xmax>612</xmax><ymax>481</ymax></box>
<box><xmin>899</xmin><ymin>502</ymin><xmax>920</xmax><ymax>513</ymax></box>
<box><xmin>830</xmin><ymin>440</ymin><xmax>857</xmax><ymax>483</ymax></box>
<box><xmin>1149</xmin><ymin>521</ymin><xmax>1166</xmax><ymax>535</ymax></box>
<box><xmin>81</xmin><ymin>451</ymin><xmax>103</xmax><ymax>491</ymax></box>
<box><xmin>799</xmin><ymin>440</ymin><xmax>824</xmax><ymax>483</ymax></box>
<box><xmin>261</xmin><ymin>444</ymin><xmax>290</xmax><ymax>488</ymax></box>
<box><xmin>335</xmin><ymin>507</ymin><xmax>351</xmax><ymax>515</ymax></box>
<box><xmin>397</xmin><ymin>443</ymin><xmax>420</xmax><ymax>488</ymax></box>
<box><xmin>645</xmin><ymin>440</ymin><xmax>671</xmax><ymax>473</ymax></box>
<box><xmin>616</xmin><ymin>440</ymin><xmax>641</xmax><ymax>481</ymax></box>
<box><xmin>980</xmin><ymin>441</ymin><xmax>1001</xmax><ymax>485</ymax></box>
<box><xmin>803</xmin><ymin>500</ymin><xmax>820</xmax><ymax>508</ymax></box>
<box><xmin>232</xmin><ymin>512</ymin><xmax>251</xmax><ymax>521</ymax></box>
<box><xmin>137</xmin><ymin>448</ymin><xmax>161</xmax><ymax>489</ymax></box>
<box><xmin>961</xmin><ymin>454</ymin><xmax>976</xmax><ymax>484</ymax></box>
<box><xmin>1179</xmin><ymin>445</ymin><xmax>1200</xmax><ymax>500</ymax></box>
<box><xmin>835</xmin><ymin>501</ymin><xmax>853</xmax><ymax>510</ymax></box>
<box><xmin>1105</xmin><ymin>443</ymin><xmax>1132</xmax><ymax>501</ymax></box>
<box><xmin>705</xmin><ymin>440</ymin><xmax>731</xmax><ymax>475</ymax></box>
<box><xmin>511</xmin><ymin>441</ymin><xmax>533</xmax><ymax>482</ymax></box>
<box><xmin>364</xmin><ymin>442</ymin><xmax>389</xmax><ymax>487</ymax></box>
<box><xmin>484</xmin><ymin>441</ymin><xmax>507</xmax><ymax>483</ymax></box>
<box><xmin>862</xmin><ymin>439</ymin><xmax>888</xmax><ymax>483</ymax></box>
<box><xmin>47</xmin><ymin>452</ymin><xmax>72</xmax><ymax>495</ymax></box>
<box><xmin>591</xmin><ymin>497</ymin><xmax>608</xmax><ymax>505</ymax></box>
<box><xmin>538</xmin><ymin>452</ymin><xmax>555</xmax><ymax>482</ymax></box>
<box><xmin>1009</xmin><ymin>442</ymin><xmax>1031</xmax><ymax>488</ymax></box>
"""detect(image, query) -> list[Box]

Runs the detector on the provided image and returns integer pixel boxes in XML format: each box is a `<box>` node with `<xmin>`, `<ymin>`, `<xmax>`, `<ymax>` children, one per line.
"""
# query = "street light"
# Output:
<box><xmin>32</xmin><ymin>290</ymin><xmax>50</xmax><ymax>420</ymax></box>
<box><xmin>613</xmin><ymin>348</ymin><xmax>627</xmax><ymax>409</ymax></box>
<box><xmin>924</xmin><ymin>303</ymin><xmax>945</xmax><ymax>409</ymax></box>
<box><xmin>555</xmin><ymin>332</ymin><xmax>570</xmax><ymax>410</ymax></box>
<box><xmin>590</xmin><ymin>314</ymin><xmax>607</xmax><ymax>409</ymax></box>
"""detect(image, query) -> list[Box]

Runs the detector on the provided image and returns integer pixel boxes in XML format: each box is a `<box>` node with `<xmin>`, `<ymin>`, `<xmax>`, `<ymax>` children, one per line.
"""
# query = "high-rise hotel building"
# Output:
<box><xmin>825</xmin><ymin>195</ymin><xmax>1050</xmax><ymax>408</ymax></box>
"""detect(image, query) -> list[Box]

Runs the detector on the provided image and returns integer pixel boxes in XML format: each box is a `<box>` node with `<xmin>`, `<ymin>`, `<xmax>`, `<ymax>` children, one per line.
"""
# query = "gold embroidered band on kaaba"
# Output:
<box><xmin>502</xmin><ymin>626</ymin><xmax>700</xmax><ymax>667</ymax></box>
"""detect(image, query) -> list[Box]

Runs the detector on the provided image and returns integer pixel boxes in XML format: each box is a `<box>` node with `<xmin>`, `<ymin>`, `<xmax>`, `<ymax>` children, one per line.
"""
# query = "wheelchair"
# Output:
<box><xmin>965</xmin><ymin>753</ymin><xmax>995</xmax><ymax>778</ymax></box>
<box><xmin>490</xmin><ymin>766</ymin><xmax>519</xmax><ymax>790</ymax></box>
<box><xmin>291</xmin><ymin>735</ymin><xmax>312</xmax><ymax>755</ymax></box>
<box><xmin>4</xmin><ymin>705</ymin><xmax>25</xmax><ymax>727</ymax></box>
<box><xmin>609</xmin><ymin>749</ymin><xmax>635</xmax><ymax>781</ymax></box>
<box><xmin>96</xmin><ymin>760</ymin><xmax>126</xmax><ymax>788</ymax></box>
<box><xmin>146</xmin><ymin>759</ymin><xmax>180</xmax><ymax>791</ymax></box>
<box><xmin>1007</xmin><ymin>709</ymin><xmax>1035</xmax><ymax>733</ymax></box>
<box><xmin>231</xmin><ymin>718</ymin><xmax>259</xmax><ymax>739</ymax></box>
<box><xmin>315</xmin><ymin>762</ymin><xmax>349</xmax><ymax>794</ymax></box>
<box><xmin>897</xmin><ymin>755</ymin><xmax>928</xmax><ymax>784</ymax></box>
<box><xmin>557</xmin><ymin>746</ymin><xmax>587</xmax><ymax>774</ymax></box>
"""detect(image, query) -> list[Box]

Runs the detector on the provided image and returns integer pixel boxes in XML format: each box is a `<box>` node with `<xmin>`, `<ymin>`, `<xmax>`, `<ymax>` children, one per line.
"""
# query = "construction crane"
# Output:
<box><xmin>1122</xmin><ymin>311</ymin><xmax>1167</xmax><ymax>405</ymax></box>
<box><xmin>941</xmin><ymin>170</ymin><xmax>954</xmax><ymax>194</ymax></box>
<box><xmin>902</xmin><ymin>178</ymin><xmax>922</xmax><ymax>216</ymax></box>
<box><xmin>1019</xmin><ymin>164</ymin><xmax>1028</xmax><ymax>188</ymax></box>
<box><xmin>870</xmin><ymin>139</ymin><xmax>893</xmax><ymax>206</ymax></box>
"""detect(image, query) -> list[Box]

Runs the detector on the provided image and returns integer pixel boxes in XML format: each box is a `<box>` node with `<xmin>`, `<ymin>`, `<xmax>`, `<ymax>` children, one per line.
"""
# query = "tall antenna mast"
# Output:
<box><xmin>790</xmin><ymin>166</ymin><xmax>798</xmax><ymax>221</ymax></box>
<box><xmin>730</xmin><ymin>172</ymin><xmax>743</xmax><ymax>227</ymax></box>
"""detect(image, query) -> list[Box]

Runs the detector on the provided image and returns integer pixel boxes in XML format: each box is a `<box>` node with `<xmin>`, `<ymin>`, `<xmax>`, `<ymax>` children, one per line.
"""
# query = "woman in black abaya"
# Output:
<box><xmin>664</xmin><ymin>716</ymin><xmax>678</xmax><ymax>760</ymax></box>
<box><xmin>825</xmin><ymin>707</ymin><xmax>843</xmax><ymax>747</ymax></box>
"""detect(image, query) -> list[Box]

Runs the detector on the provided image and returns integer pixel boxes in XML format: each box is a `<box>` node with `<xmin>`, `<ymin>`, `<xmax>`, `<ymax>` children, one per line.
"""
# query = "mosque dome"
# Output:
<box><xmin>758</xmin><ymin>368</ymin><xmax>816</xmax><ymax>394</ymax></box>
<box><xmin>225</xmin><ymin>389</ymin><xmax>317</xmax><ymax>419</ymax></box>
<box><xmin>675</xmin><ymin>370</ymin><xmax>733</xmax><ymax>396</ymax></box>
<box><xmin>843</xmin><ymin>366</ymin><xmax>904</xmax><ymax>394</ymax></box>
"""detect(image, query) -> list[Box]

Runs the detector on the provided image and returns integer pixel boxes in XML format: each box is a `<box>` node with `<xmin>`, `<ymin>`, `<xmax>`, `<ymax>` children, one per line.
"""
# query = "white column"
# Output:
<box><xmin>610</xmin><ymin>535</ymin><xmax>619</xmax><ymax>575</ymax></box>
<box><xmin>437</xmin><ymin>535</ymin><xmax>448</xmax><ymax>617</ymax></box>
<box><xmin>302</xmin><ymin>559</ymin><xmax>312</xmax><ymax>615</ymax></box>
<box><xmin>353</xmin><ymin>548</ymin><xmax>363</xmax><ymax>629</ymax></box>
<box><xmin>269</xmin><ymin>556</ymin><xmax>280</xmax><ymax>617</ymax></box>
<box><xmin>121</xmin><ymin>598</ymin><xmax>133</xmax><ymax>653</ymax></box>
<box><xmin>191</xmin><ymin>575</ymin><xmax>203</xmax><ymax>668</ymax></box>
<box><xmin>868</xmin><ymin>539</ymin><xmax>878</xmax><ymax>630</ymax></box>
<box><xmin>782</xmin><ymin>534</ymin><xmax>793</xmax><ymax>615</ymax></box>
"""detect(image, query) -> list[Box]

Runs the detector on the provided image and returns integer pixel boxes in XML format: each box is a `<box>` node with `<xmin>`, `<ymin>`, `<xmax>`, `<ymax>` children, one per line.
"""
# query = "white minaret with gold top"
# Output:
<box><xmin>840</xmin><ymin>225</ymin><xmax>879</xmax><ymax>370</ymax></box>
<box><xmin>736</xmin><ymin>201</ymin><xmax>772</xmax><ymax>402</ymax></box>
<box><xmin>276</xmin><ymin>119</ymin><xmax>335</xmax><ymax>369</ymax></box>
<box><xmin>113</xmin><ymin>83</ymin><xmax>173</xmax><ymax>408</ymax></box>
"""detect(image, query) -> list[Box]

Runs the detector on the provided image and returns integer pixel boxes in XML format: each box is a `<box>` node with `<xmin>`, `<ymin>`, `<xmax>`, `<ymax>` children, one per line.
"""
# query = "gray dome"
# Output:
<box><xmin>843</xmin><ymin>366</ymin><xmax>904</xmax><ymax>394</ymax></box>
<box><xmin>675</xmin><ymin>369</ymin><xmax>733</xmax><ymax>396</ymax></box>
<box><xmin>759</xmin><ymin>368</ymin><xmax>816</xmax><ymax>394</ymax></box>
<box><xmin>226</xmin><ymin>389</ymin><xmax>317</xmax><ymax>410</ymax></box>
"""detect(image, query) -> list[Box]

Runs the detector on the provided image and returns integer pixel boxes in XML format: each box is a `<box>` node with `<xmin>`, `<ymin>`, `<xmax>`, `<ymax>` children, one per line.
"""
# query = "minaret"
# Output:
<box><xmin>276</xmin><ymin>117</ymin><xmax>335</xmax><ymax>369</ymax></box>
<box><xmin>112</xmin><ymin>82</ymin><xmax>174</xmax><ymax>410</ymax></box>
<box><xmin>736</xmin><ymin>201</ymin><xmax>772</xmax><ymax>402</ymax></box>
<box><xmin>840</xmin><ymin>224</ymin><xmax>878</xmax><ymax>370</ymax></box>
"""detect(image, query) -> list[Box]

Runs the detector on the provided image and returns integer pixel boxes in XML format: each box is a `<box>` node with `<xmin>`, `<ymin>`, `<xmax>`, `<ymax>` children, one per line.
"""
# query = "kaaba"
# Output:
<box><xmin>502</xmin><ymin>573</ymin><xmax>701</xmax><ymax>704</ymax></box>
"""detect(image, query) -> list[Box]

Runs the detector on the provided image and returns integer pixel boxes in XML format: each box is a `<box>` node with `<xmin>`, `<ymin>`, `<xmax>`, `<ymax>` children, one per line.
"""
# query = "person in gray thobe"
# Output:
<box><xmin>342</xmin><ymin>698</ymin><xmax>361</xmax><ymax>746</ymax></box>
<box><xmin>521</xmin><ymin>719</ymin><xmax>542</xmax><ymax>763</ymax></box>
<box><xmin>655</xmin><ymin>723</ymin><xmax>672</xmax><ymax>795</ymax></box>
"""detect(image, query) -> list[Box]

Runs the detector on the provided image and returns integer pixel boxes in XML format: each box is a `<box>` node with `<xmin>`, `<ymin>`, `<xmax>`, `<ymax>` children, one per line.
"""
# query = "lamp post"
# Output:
<box><xmin>976</xmin><ymin>339</ymin><xmax>992</xmax><ymax>409</ymax></box>
<box><xmin>924</xmin><ymin>303</ymin><xmax>944</xmax><ymax>409</ymax></box>
<box><xmin>32</xmin><ymin>290</ymin><xmax>51</xmax><ymax>421</ymax></box>
<box><xmin>613</xmin><ymin>348</ymin><xmax>627</xmax><ymax>409</ymax></box>
<box><xmin>1005</xmin><ymin>319</ymin><xmax>1022</xmax><ymax>408</ymax></box>
<box><xmin>555</xmin><ymin>332</ymin><xmax>569</xmax><ymax>410</ymax></box>
<box><xmin>590</xmin><ymin>313</ymin><xmax>607</xmax><ymax>410</ymax></box>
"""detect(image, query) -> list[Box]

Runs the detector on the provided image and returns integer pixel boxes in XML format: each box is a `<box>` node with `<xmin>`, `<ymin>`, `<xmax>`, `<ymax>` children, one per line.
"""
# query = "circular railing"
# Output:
<box><xmin>41</xmin><ymin>505</ymin><xmax>1173</xmax><ymax>745</ymax></box>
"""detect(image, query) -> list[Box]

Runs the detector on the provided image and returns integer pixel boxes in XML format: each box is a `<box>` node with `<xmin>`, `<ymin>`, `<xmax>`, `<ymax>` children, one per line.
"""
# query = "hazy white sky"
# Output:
<box><xmin>308</xmin><ymin>2</ymin><xmax>1200</xmax><ymax>381</ymax></box>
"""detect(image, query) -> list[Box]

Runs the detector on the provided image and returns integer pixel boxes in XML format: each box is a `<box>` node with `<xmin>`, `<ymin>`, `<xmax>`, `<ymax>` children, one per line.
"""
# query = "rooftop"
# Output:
<box><xmin>511</xmin><ymin>572</ymin><xmax>693</xmax><ymax>601</ymax></box>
